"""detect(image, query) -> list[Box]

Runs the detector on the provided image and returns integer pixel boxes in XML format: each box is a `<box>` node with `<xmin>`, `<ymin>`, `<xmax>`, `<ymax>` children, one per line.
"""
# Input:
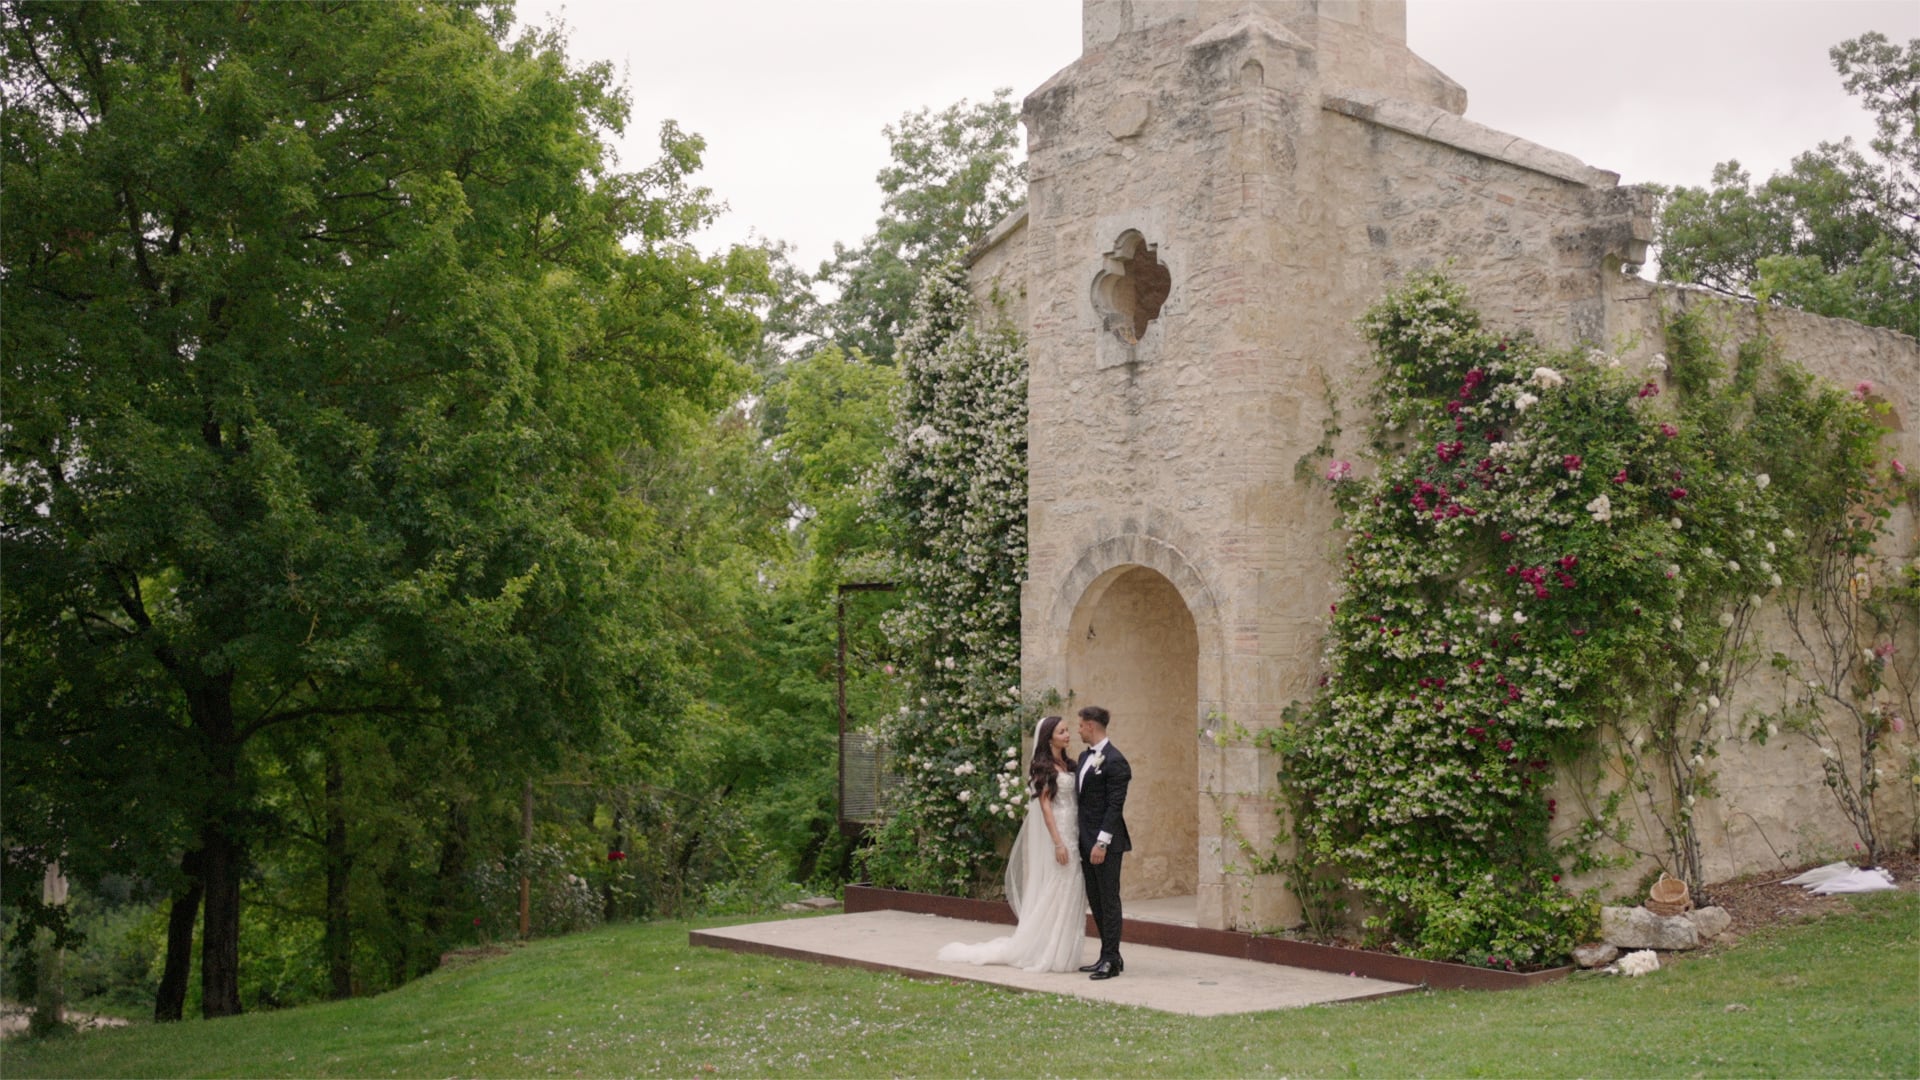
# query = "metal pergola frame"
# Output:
<box><xmin>836</xmin><ymin>582</ymin><xmax>896</xmax><ymax>834</ymax></box>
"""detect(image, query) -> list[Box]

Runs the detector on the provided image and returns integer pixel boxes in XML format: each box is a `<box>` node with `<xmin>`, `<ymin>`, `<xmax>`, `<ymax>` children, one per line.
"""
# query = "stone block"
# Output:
<box><xmin>1599</xmin><ymin>905</ymin><xmax>1700</xmax><ymax>951</ymax></box>
<box><xmin>1572</xmin><ymin>942</ymin><xmax>1619</xmax><ymax>969</ymax></box>
<box><xmin>1686</xmin><ymin>906</ymin><xmax>1732</xmax><ymax>940</ymax></box>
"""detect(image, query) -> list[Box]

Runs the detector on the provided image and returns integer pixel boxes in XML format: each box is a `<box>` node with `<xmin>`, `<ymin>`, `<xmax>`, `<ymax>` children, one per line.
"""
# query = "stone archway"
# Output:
<box><xmin>1063</xmin><ymin>565</ymin><xmax>1198</xmax><ymax>901</ymax></box>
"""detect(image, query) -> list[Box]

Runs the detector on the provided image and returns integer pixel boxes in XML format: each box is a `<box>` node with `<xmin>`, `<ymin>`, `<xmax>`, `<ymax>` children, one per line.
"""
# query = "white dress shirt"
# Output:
<box><xmin>1079</xmin><ymin>737</ymin><xmax>1113</xmax><ymax>846</ymax></box>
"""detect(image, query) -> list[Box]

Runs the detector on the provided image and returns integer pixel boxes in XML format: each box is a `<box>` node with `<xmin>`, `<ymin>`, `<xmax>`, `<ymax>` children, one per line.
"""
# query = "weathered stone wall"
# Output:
<box><xmin>968</xmin><ymin>209</ymin><xmax>1029</xmax><ymax>332</ymax></box>
<box><xmin>1567</xmin><ymin>282</ymin><xmax>1920</xmax><ymax>889</ymax></box>
<box><xmin>1065</xmin><ymin>566</ymin><xmax>1200</xmax><ymax>899</ymax></box>
<box><xmin>977</xmin><ymin>0</ymin><xmax>1918</xmax><ymax>929</ymax></box>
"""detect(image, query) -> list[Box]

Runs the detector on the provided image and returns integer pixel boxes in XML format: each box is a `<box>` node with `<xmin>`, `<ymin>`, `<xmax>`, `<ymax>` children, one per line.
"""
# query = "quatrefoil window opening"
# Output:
<box><xmin>1093</xmin><ymin>231</ymin><xmax>1171</xmax><ymax>345</ymax></box>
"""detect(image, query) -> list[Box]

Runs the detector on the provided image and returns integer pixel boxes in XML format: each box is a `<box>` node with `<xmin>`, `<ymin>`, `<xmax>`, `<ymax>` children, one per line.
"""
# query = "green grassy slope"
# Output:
<box><xmin>4</xmin><ymin>891</ymin><xmax>1915</xmax><ymax>1078</ymax></box>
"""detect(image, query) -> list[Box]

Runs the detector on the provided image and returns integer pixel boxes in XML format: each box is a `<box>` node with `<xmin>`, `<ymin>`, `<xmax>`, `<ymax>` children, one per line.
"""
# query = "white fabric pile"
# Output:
<box><xmin>1613</xmin><ymin>950</ymin><xmax>1660</xmax><ymax>977</ymax></box>
<box><xmin>1780</xmin><ymin>861</ymin><xmax>1897</xmax><ymax>895</ymax></box>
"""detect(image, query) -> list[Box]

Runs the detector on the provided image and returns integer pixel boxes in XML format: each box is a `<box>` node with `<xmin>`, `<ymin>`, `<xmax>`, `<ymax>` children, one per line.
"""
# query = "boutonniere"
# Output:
<box><xmin>1090</xmin><ymin>751</ymin><xmax>1106</xmax><ymax>772</ymax></box>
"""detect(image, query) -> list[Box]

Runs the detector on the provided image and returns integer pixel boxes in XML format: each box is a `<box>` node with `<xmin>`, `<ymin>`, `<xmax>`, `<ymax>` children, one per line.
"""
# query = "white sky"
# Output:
<box><xmin>518</xmin><ymin>1</ymin><xmax>1920</xmax><ymax>274</ymax></box>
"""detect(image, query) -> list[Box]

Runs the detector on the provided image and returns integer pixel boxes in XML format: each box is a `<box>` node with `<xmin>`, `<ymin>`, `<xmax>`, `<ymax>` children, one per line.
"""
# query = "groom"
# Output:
<box><xmin>1075</xmin><ymin>705</ymin><xmax>1131</xmax><ymax>980</ymax></box>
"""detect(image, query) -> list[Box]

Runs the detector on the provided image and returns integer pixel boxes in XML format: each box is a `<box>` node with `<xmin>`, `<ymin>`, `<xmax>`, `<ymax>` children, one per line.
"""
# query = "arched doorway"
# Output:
<box><xmin>1063</xmin><ymin>565</ymin><xmax>1198</xmax><ymax>901</ymax></box>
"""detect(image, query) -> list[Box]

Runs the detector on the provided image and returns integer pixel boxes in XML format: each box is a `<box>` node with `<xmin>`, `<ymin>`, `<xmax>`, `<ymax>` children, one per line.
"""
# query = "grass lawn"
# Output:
<box><xmin>3</xmin><ymin>890</ymin><xmax>1914</xmax><ymax>1078</ymax></box>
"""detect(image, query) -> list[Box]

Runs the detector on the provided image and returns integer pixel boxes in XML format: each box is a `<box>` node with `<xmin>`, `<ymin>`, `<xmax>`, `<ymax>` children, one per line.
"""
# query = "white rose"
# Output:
<box><xmin>1755</xmin><ymin>473</ymin><xmax>1770</xmax><ymax>490</ymax></box>
<box><xmin>957</xmin><ymin>789</ymin><xmax>973</xmax><ymax>803</ymax></box>
<box><xmin>1512</xmin><ymin>611</ymin><xmax>1527</xmax><ymax>625</ymax></box>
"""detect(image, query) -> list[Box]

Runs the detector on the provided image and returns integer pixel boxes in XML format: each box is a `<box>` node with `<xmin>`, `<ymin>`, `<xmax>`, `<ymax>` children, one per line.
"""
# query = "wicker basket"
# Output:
<box><xmin>1645</xmin><ymin>873</ymin><xmax>1693</xmax><ymax>916</ymax></box>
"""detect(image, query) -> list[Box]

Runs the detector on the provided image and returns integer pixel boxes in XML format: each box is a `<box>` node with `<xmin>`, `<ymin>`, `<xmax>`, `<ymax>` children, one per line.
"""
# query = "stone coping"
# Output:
<box><xmin>1322</xmin><ymin>91</ymin><xmax>1619</xmax><ymax>190</ymax></box>
<box><xmin>965</xmin><ymin>203</ymin><xmax>1028</xmax><ymax>267</ymax></box>
<box><xmin>844</xmin><ymin>885</ymin><xmax>1570</xmax><ymax>991</ymax></box>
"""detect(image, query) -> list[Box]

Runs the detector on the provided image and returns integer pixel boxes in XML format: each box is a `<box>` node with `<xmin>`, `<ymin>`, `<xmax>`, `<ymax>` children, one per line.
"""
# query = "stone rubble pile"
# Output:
<box><xmin>1574</xmin><ymin>903</ymin><xmax>1734</xmax><ymax>968</ymax></box>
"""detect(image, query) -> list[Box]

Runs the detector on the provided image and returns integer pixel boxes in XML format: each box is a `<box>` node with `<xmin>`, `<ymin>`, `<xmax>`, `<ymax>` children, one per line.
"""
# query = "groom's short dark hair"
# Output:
<box><xmin>1079</xmin><ymin>705</ymin><xmax>1110</xmax><ymax>729</ymax></box>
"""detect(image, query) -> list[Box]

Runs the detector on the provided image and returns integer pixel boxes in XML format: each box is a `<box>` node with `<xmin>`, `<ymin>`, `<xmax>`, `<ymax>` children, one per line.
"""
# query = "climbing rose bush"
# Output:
<box><xmin>858</xmin><ymin>261</ymin><xmax>1029</xmax><ymax>894</ymax></box>
<box><xmin>1282</xmin><ymin>272</ymin><xmax>1844</xmax><ymax>968</ymax></box>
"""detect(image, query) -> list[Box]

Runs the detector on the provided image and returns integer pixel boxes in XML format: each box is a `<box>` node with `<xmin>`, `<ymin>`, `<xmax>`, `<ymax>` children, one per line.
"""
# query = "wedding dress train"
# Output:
<box><xmin>937</xmin><ymin>772</ymin><xmax>1086</xmax><ymax>973</ymax></box>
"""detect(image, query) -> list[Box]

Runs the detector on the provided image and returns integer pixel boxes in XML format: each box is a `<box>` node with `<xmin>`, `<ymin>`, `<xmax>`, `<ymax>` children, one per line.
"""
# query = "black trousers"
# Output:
<box><xmin>1081</xmin><ymin>851</ymin><xmax>1124</xmax><ymax>962</ymax></box>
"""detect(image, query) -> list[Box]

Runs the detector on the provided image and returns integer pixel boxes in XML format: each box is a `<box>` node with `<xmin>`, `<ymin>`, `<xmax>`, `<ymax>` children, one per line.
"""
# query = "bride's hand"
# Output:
<box><xmin>1054</xmin><ymin>843</ymin><xmax>1070</xmax><ymax>866</ymax></box>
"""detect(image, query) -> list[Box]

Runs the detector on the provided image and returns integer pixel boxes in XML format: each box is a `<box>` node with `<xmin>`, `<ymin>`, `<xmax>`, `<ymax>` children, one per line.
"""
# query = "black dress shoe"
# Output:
<box><xmin>1088</xmin><ymin>960</ymin><xmax>1121</xmax><ymax>980</ymax></box>
<box><xmin>1078</xmin><ymin>961</ymin><xmax>1103</xmax><ymax>972</ymax></box>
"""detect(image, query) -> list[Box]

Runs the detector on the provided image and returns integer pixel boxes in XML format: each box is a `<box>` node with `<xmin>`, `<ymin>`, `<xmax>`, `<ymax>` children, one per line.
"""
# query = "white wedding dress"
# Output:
<box><xmin>938</xmin><ymin>769</ymin><xmax>1087</xmax><ymax>973</ymax></box>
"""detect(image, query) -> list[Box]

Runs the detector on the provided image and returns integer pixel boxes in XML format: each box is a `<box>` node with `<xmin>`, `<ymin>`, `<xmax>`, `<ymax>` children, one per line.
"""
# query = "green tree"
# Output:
<box><xmin>727</xmin><ymin>347</ymin><xmax>902</xmax><ymax>880</ymax></box>
<box><xmin>816</xmin><ymin>90</ymin><xmax>1024</xmax><ymax>364</ymax></box>
<box><xmin>1</xmin><ymin>0</ymin><xmax>761</xmax><ymax>1018</ymax></box>
<box><xmin>1655</xmin><ymin>33</ymin><xmax>1918</xmax><ymax>338</ymax></box>
<box><xmin>761</xmin><ymin>346</ymin><xmax>902</xmax><ymax>586</ymax></box>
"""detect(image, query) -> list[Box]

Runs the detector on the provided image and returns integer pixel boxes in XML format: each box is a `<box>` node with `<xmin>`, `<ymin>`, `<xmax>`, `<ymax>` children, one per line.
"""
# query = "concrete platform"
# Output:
<box><xmin>691</xmin><ymin>909</ymin><xmax>1415</xmax><ymax>1017</ymax></box>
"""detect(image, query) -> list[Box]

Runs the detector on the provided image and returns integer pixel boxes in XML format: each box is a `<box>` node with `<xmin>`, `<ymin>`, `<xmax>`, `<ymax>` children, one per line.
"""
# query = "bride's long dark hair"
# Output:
<box><xmin>1028</xmin><ymin>715</ymin><xmax>1066</xmax><ymax>802</ymax></box>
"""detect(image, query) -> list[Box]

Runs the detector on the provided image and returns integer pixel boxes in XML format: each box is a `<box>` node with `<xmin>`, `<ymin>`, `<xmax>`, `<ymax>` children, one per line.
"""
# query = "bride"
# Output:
<box><xmin>938</xmin><ymin>714</ymin><xmax>1086</xmax><ymax>972</ymax></box>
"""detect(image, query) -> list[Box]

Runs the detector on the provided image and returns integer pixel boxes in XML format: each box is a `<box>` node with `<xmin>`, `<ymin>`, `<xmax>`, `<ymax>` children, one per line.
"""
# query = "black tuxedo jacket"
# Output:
<box><xmin>1076</xmin><ymin>743</ymin><xmax>1132</xmax><ymax>857</ymax></box>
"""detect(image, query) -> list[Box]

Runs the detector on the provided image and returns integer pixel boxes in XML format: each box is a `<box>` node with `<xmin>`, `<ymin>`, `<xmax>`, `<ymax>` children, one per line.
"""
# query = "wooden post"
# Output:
<box><xmin>518</xmin><ymin>778</ymin><xmax>533</xmax><ymax>939</ymax></box>
<box><xmin>836</xmin><ymin>588</ymin><xmax>847</xmax><ymax>832</ymax></box>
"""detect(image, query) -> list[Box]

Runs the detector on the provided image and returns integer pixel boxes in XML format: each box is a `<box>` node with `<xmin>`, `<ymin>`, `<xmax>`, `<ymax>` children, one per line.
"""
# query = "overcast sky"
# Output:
<box><xmin>516</xmin><ymin>1</ymin><xmax>1919</xmax><ymax>273</ymax></box>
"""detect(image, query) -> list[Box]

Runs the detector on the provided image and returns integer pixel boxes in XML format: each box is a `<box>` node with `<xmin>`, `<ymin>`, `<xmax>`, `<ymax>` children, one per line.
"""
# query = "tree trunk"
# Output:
<box><xmin>30</xmin><ymin>928</ymin><xmax>66</xmax><ymax>1036</ymax></box>
<box><xmin>518</xmin><ymin>778</ymin><xmax>533</xmax><ymax>939</ymax></box>
<box><xmin>198</xmin><ymin>817</ymin><xmax>243</xmax><ymax>1017</ymax></box>
<box><xmin>323</xmin><ymin>738</ymin><xmax>353</xmax><ymax>999</ymax></box>
<box><xmin>423</xmin><ymin>802</ymin><xmax>469</xmax><ymax>945</ymax></box>
<box><xmin>188</xmin><ymin>674</ymin><xmax>244</xmax><ymax>1019</ymax></box>
<box><xmin>155</xmin><ymin>851</ymin><xmax>203</xmax><ymax>1021</ymax></box>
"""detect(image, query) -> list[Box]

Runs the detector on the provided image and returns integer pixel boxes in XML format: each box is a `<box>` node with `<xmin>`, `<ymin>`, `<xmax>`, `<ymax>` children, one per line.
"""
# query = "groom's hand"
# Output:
<box><xmin>1090</xmin><ymin>843</ymin><xmax>1107</xmax><ymax>866</ymax></box>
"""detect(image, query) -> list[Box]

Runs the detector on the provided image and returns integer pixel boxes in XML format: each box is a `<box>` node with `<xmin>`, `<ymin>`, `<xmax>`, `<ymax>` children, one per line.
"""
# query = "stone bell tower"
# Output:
<box><xmin>968</xmin><ymin>0</ymin><xmax>1651</xmax><ymax>930</ymax></box>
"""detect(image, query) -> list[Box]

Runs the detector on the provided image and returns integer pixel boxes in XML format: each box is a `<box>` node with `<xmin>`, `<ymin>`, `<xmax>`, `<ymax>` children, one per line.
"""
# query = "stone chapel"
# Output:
<box><xmin>966</xmin><ymin>0</ymin><xmax>1919</xmax><ymax>930</ymax></box>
